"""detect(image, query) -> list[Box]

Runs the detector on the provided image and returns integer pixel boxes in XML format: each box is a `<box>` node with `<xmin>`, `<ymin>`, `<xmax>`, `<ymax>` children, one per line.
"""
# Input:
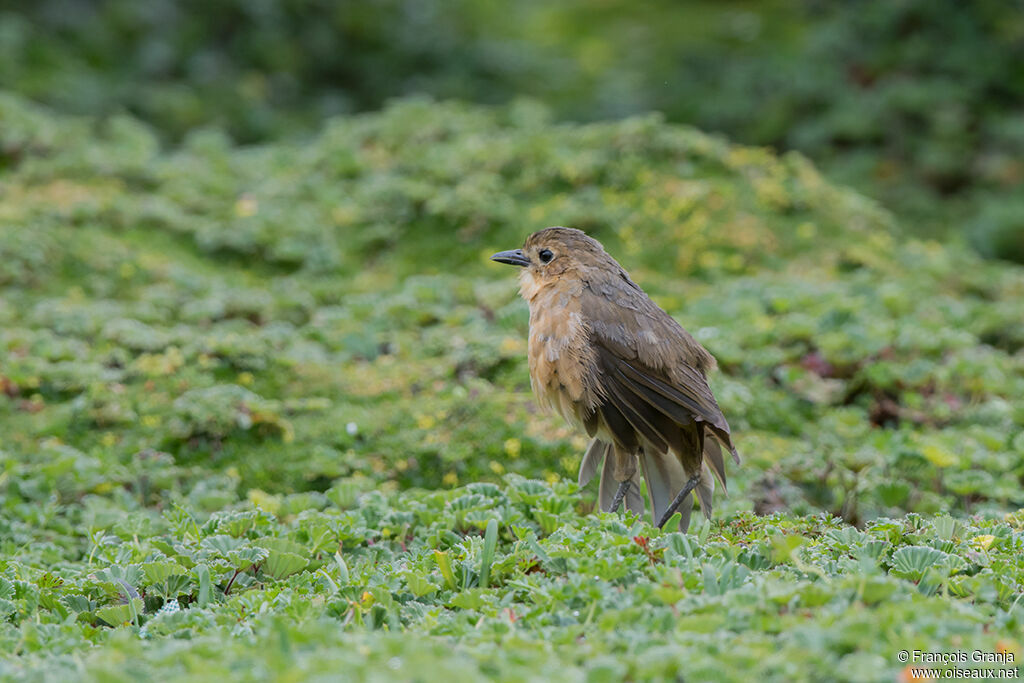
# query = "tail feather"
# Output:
<box><xmin>598</xmin><ymin>447</ymin><xmax>643</xmax><ymax>514</ymax></box>
<box><xmin>587</xmin><ymin>429</ymin><xmax>727</xmax><ymax>532</ymax></box>
<box><xmin>639</xmin><ymin>446</ymin><xmax>692</xmax><ymax>532</ymax></box>
<box><xmin>625</xmin><ymin>468</ymin><xmax>644</xmax><ymax>514</ymax></box>
<box><xmin>598</xmin><ymin>461</ymin><xmax>616</xmax><ymax>511</ymax></box>
<box><xmin>579</xmin><ymin>439</ymin><xmax>609</xmax><ymax>487</ymax></box>
<box><xmin>694</xmin><ymin>463</ymin><xmax>715</xmax><ymax>520</ymax></box>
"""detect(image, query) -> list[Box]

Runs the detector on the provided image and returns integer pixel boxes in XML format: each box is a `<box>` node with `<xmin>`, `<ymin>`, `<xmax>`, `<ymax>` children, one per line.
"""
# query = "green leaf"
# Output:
<box><xmin>195</xmin><ymin>565</ymin><xmax>212</xmax><ymax>607</ymax></box>
<box><xmin>227</xmin><ymin>547</ymin><xmax>269</xmax><ymax>571</ymax></box>
<box><xmin>141</xmin><ymin>561</ymin><xmax>187</xmax><ymax>586</ymax></box>
<box><xmin>864</xmin><ymin>577</ymin><xmax>902</xmax><ymax>605</ymax></box>
<box><xmin>876</xmin><ymin>482</ymin><xmax>910</xmax><ymax>507</ymax></box>
<box><xmin>771</xmin><ymin>534</ymin><xmax>807</xmax><ymax>563</ymax></box>
<box><xmin>202</xmin><ymin>534</ymin><xmax>246</xmax><ymax>556</ymax></box>
<box><xmin>95</xmin><ymin>599</ymin><xmax>144</xmax><ymax>627</ymax></box>
<box><xmin>449</xmin><ymin>588</ymin><xmax>487</xmax><ymax>610</ymax></box>
<box><xmin>664</xmin><ymin>532</ymin><xmax>696</xmax><ymax>567</ymax></box>
<box><xmin>434</xmin><ymin>550</ymin><xmax>457</xmax><ymax>590</ymax></box>
<box><xmin>63</xmin><ymin>595</ymin><xmax>93</xmax><ymax>613</ymax></box>
<box><xmin>263</xmin><ymin>551</ymin><xmax>307</xmax><ymax>580</ymax></box>
<box><xmin>932</xmin><ymin>515</ymin><xmax>961</xmax><ymax>541</ymax></box>
<box><xmin>404</xmin><ymin>572</ymin><xmax>439</xmax><ymax>598</ymax></box>
<box><xmin>333</xmin><ymin>552</ymin><xmax>350</xmax><ymax>585</ymax></box>
<box><xmin>253</xmin><ymin>537</ymin><xmax>307</xmax><ymax>557</ymax></box>
<box><xmin>890</xmin><ymin>546</ymin><xmax>947</xmax><ymax>581</ymax></box>
<box><xmin>479</xmin><ymin>518</ymin><xmax>498</xmax><ymax>589</ymax></box>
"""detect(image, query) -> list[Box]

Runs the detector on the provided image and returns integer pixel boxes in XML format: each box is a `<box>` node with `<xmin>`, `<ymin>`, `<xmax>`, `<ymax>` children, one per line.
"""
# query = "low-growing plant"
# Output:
<box><xmin>0</xmin><ymin>92</ymin><xmax>1022</xmax><ymax>680</ymax></box>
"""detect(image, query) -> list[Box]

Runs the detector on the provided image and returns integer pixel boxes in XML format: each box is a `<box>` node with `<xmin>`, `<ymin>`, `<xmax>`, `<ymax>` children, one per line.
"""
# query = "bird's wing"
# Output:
<box><xmin>580</xmin><ymin>273</ymin><xmax>738</xmax><ymax>464</ymax></box>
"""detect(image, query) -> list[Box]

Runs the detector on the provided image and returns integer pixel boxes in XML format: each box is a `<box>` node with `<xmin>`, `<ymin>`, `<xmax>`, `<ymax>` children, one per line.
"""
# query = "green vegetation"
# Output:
<box><xmin>1</xmin><ymin>93</ymin><xmax>1023</xmax><ymax>680</ymax></box>
<box><xmin>3</xmin><ymin>0</ymin><xmax>1023</xmax><ymax>256</ymax></box>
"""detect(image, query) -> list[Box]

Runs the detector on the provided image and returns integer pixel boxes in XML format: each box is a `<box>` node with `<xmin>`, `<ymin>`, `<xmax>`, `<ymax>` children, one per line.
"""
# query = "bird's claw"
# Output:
<box><xmin>609</xmin><ymin>480</ymin><xmax>631</xmax><ymax>513</ymax></box>
<box><xmin>656</xmin><ymin>474</ymin><xmax>702</xmax><ymax>528</ymax></box>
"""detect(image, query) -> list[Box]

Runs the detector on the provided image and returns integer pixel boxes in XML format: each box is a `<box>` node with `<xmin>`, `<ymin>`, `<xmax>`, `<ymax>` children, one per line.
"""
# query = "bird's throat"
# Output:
<box><xmin>517</xmin><ymin>269</ymin><xmax>543</xmax><ymax>302</ymax></box>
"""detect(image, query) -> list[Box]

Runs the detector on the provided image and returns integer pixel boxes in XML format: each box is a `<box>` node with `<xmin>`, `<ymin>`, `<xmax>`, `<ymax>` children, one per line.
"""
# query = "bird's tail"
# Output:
<box><xmin>639</xmin><ymin>434</ymin><xmax>719</xmax><ymax>532</ymax></box>
<box><xmin>594</xmin><ymin>444</ymin><xmax>643</xmax><ymax>515</ymax></box>
<box><xmin>639</xmin><ymin>445</ymin><xmax>691</xmax><ymax>531</ymax></box>
<box><xmin>578</xmin><ymin>438</ymin><xmax>608</xmax><ymax>487</ymax></box>
<box><xmin>583</xmin><ymin>435</ymin><xmax>721</xmax><ymax>530</ymax></box>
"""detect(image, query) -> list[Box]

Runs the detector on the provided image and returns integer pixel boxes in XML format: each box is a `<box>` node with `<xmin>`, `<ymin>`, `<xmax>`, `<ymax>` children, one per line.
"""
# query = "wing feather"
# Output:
<box><xmin>581</xmin><ymin>280</ymin><xmax>739</xmax><ymax>462</ymax></box>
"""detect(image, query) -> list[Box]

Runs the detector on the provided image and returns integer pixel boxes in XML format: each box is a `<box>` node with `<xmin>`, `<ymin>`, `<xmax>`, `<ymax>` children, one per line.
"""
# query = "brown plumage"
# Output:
<box><xmin>491</xmin><ymin>227</ymin><xmax>739</xmax><ymax>531</ymax></box>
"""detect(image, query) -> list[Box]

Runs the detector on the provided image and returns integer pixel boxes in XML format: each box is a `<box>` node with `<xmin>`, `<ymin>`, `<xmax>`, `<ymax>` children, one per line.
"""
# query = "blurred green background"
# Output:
<box><xmin>2</xmin><ymin>0</ymin><xmax>1023</xmax><ymax>259</ymax></box>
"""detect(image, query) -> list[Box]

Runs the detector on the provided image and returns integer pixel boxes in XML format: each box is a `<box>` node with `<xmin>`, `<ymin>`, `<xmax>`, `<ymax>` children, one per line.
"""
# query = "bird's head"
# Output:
<box><xmin>490</xmin><ymin>227</ymin><xmax>615</xmax><ymax>297</ymax></box>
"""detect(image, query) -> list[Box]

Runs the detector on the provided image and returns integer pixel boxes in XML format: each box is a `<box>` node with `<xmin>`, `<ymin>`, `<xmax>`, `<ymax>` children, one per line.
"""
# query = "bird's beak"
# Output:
<box><xmin>490</xmin><ymin>249</ymin><xmax>531</xmax><ymax>267</ymax></box>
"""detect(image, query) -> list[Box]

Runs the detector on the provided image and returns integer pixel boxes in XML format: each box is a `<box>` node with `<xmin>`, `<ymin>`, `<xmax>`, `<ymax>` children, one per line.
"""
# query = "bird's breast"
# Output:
<box><xmin>523</xmin><ymin>278</ymin><xmax>600</xmax><ymax>424</ymax></box>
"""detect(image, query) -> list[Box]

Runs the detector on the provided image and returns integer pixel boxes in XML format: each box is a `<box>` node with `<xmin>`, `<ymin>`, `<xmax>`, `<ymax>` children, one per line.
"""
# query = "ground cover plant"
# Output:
<box><xmin>4</xmin><ymin>0</ymin><xmax>1023</xmax><ymax>257</ymax></box>
<box><xmin>0</xmin><ymin>92</ymin><xmax>1023</xmax><ymax>681</ymax></box>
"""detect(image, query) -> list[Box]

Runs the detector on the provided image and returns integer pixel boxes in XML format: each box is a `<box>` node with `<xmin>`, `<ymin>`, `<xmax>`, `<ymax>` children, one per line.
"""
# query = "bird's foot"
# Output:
<box><xmin>656</xmin><ymin>474</ymin><xmax>702</xmax><ymax>528</ymax></box>
<box><xmin>608</xmin><ymin>480</ymin><xmax>632</xmax><ymax>513</ymax></box>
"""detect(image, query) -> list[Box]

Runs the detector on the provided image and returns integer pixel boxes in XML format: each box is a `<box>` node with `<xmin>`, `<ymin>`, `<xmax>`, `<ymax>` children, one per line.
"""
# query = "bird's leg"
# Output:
<box><xmin>608</xmin><ymin>480</ymin><xmax>631</xmax><ymax>513</ymax></box>
<box><xmin>656</xmin><ymin>474</ymin><xmax>702</xmax><ymax>528</ymax></box>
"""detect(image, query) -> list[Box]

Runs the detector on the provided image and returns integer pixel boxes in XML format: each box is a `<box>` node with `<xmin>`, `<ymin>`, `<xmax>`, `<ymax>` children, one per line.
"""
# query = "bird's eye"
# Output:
<box><xmin>538</xmin><ymin>248</ymin><xmax>554</xmax><ymax>264</ymax></box>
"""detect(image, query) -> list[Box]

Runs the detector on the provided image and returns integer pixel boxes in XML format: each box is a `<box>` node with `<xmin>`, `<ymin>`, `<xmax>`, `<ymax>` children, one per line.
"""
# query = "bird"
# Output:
<box><xmin>491</xmin><ymin>227</ymin><xmax>738</xmax><ymax>531</ymax></box>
